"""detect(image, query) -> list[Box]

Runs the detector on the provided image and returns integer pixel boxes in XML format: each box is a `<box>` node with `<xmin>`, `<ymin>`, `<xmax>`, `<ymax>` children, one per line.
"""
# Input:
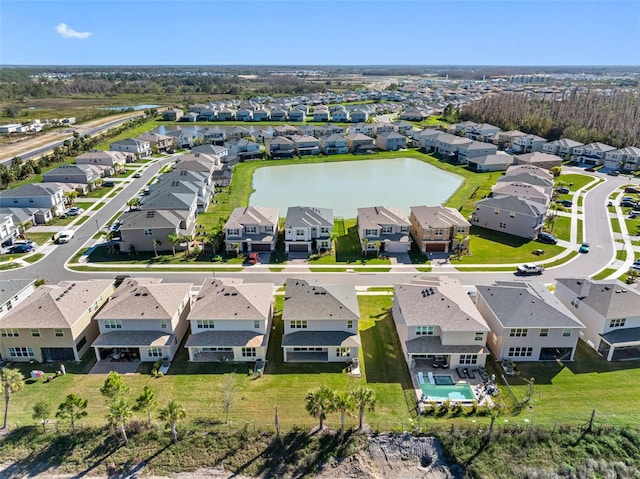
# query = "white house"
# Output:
<box><xmin>357</xmin><ymin>206</ymin><xmax>411</xmax><ymax>254</ymax></box>
<box><xmin>284</xmin><ymin>206</ymin><xmax>334</xmax><ymax>254</ymax></box>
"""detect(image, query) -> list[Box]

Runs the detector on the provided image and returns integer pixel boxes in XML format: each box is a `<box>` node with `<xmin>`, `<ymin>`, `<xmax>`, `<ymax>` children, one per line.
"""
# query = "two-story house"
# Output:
<box><xmin>357</xmin><ymin>206</ymin><xmax>411</xmax><ymax>254</ymax></box>
<box><xmin>185</xmin><ymin>278</ymin><xmax>274</xmax><ymax>362</ymax></box>
<box><xmin>603</xmin><ymin>146</ymin><xmax>640</xmax><ymax>172</ymax></box>
<box><xmin>345</xmin><ymin>133</ymin><xmax>375</xmax><ymax>154</ymax></box>
<box><xmin>511</xmin><ymin>134</ymin><xmax>547</xmax><ymax>154</ymax></box>
<box><xmin>42</xmin><ymin>164</ymin><xmax>101</xmax><ymax>187</ymax></box>
<box><xmin>375</xmin><ymin>131</ymin><xmax>406</xmax><ymax>151</ymax></box>
<box><xmin>119</xmin><ymin>208</ymin><xmax>196</xmax><ymax>254</ymax></box>
<box><xmin>266</xmin><ymin>137</ymin><xmax>295</xmax><ymax>159</ymax></box>
<box><xmin>572</xmin><ymin>142</ymin><xmax>616</xmax><ymax>166</ymax></box>
<box><xmin>514</xmin><ymin>152</ymin><xmax>563</xmax><ymax>170</ymax></box>
<box><xmin>166</xmin><ymin>129</ymin><xmax>196</xmax><ymax>149</ymax></box>
<box><xmin>110</xmin><ymin>138</ymin><xmax>152</xmax><ymax>157</ymax></box>
<box><xmin>285</xmin><ymin>206</ymin><xmax>334</xmax><ymax>254</ymax></box>
<box><xmin>92</xmin><ymin>278</ymin><xmax>192</xmax><ymax>363</ymax></box>
<box><xmin>494</xmin><ymin>130</ymin><xmax>527</xmax><ymax>150</ymax></box>
<box><xmin>197</xmin><ymin>128</ymin><xmax>227</xmax><ymax>146</ymax></box>
<box><xmin>475</xmin><ymin>281</ymin><xmax>584</xmax><ymax>361</ymax></box>
<box><xmin>291</xmin><ymin>135</ymin><xmax>321</xmax><ymax>156</ymax></box>
<box><xmin>0</xmin><ymin>280</ymin><xmax>114</xmax><ymax>362</ymax></box>
<box><xmin>138</xmin><ymin>132</ymin><xmax>174</xmax><ymax>152</ymax></box>
<box><xmin>75</xmin><ymin>150</ymin><xmax>127</xmax><ymax>175</ymax></box>
<box><xmin>0</xmin><ymin>279</ymin><xmax>36</xmax><ymax>321</ymax></box>
<box><xmin>0</xmin><ymin>183</ymin><xmax>66</xmax><ymax>219</ymax></box>
<box><xmin>409</xmin><ymin>206</ymin><xmax>471</xmax><ymax>253</ymax></box>
<box><xmin>281</xmin><ymin>279</ymin><xmax>360</xmax><ymax>362</ymax></box>
<box><xmin>542</xmin><ymin>138</ymin><xmax>583</xmax><ymax>160</ymax></box>
<box><xmin>471</xmin><ymin>195</ymin><xmax>546</xmax><ymax>239</ymax></box>
<box><xmin>466</xmin><ymin>123</ymin><xmax>501</xmax><ymax>143</ymax></box>
<box><xmin>319</xmin><ymin>134</ymin><xmax>349</xmax><ymax>155</ymax></box>
<box><xmin>393</xmin><ymin>278</ymin><xmax>490</xmax><ymax>370</ymax></box>
<box><xmin>162</xmin><ymin>108</ymin><xmax>184</xmax><ymax>121</ymax></box>
<box><xmin>456</xmin><ymin>141</ymin><xmax>498</xmax><ymax>164</ymax></box>
<box><xmin>224</xmin><ymin>206</ymin><xmax>279</xmax><ymax>252</ymax></box>
<box><xmin>555</xmin><ymin>278</ymin><xmax>640</xmax><ymax>361</ymax></box>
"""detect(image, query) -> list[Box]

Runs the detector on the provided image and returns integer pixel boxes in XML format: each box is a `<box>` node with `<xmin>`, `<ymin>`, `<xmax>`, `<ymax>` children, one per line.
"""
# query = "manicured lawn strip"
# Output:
<box><xmin>543</xmin><ymin>250</ymin><xmax>579</xmax><ymax>268</ymax></box>
<box><xmin>625</xmin><ymin>217</ymin><xmax>640</xmax><ymax>236</ymax></box>
<box><xmin>93</xmin><ymin>202</ymin><xmax>106</xmax><ymax>211</ymax></box>
<box><xmin>506</xmin><ymin>341</ymin><xmax>640</xmax><ymax>427</ymax></box>
<box><xmin>0</xmin><ymin>263</ymin><xmax>21</xmax><ymax>270</ymax></box>
<box><xmin>75</xmin><ymin>216</ymin><xmax>90</xmax><ymax>225</ymax></box>
<box><xmin>550</xmin><ymin>215</ymin><xmax>571</xmax><ymax>242</ymax></box>
<box><xmin>72</xmin><ymin>202</ymin><xmax>93</xmax><ymax>210</ymax></box>
<box><xmin>308</xmin><ymin>267</ymin><xmax>392</xmax><ymax>273</ymax></box>
<box><xmin>24</xmin><ymin>232</ymin><xmax>55</xmax><ymax>246</ymax></box>
<box><xmin>581</xmin><ymin>177</ymin><xmax>604</xmax><ymax>191</ymax></box>
<box><xmin>577</xmin><ymin>219</ymin><xmax>583</xmax><ymax>244</ymax></box>
<box><xmin>84</xmin><ymin>186</ymin><xmax>115</xmax><ymax>198</ymax></box>
<box><xmin>415</xmin><ymin>266</ymin><xmax>432</xmax><ymax>272</ymax></box>
<box><xmin>611</xmin><ymin>218</ymin><xmax>622</xmax><ymax>233</ymax></box>
<box><xmin>557</xmin><ymin>173</ymin><xmax>594</xmax><ymax>191</ymax></box>
<box><xmin>451</xmin><ymin>227</ymin><xmax>564</xmax><ymax>264</ymax></box>
<box><xmin>23</xmin><ymin>253</ymin><xmax>45</xmax><ymax>263</ymax></box>
<box><xmin>591</xmin><ymin>268</ymin><xmax>617</xmax><ymax>280</ymax></box>
<box><xmin>85</xmin><ymin>245</ymin><xmax>245</xmax><ymax>265</ymax></box>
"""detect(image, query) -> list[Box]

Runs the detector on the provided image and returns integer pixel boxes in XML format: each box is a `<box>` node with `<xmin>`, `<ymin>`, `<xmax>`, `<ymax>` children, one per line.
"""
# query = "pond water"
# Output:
<box><xmin>101</xmin><ymin>104</ymin><xmax>160</xmax><ymax>111</ymax></box>
<box><xmin>248</xmin><ymin>158</ymin><xmax>463</xmax><ymax>218</ymax></box>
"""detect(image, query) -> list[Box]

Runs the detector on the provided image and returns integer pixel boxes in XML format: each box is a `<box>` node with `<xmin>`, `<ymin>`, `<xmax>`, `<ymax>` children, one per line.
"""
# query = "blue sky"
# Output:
<box><xmin>1</xmin><ymin>1</ymin><xmax>639</xmax><ymax>66</ymax></box>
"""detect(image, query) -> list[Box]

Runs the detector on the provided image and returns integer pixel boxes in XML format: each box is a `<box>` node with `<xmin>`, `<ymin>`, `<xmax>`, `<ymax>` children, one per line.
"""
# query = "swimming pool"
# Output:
<box><xmin>421</xmin><ymin>383</ymin><xmax>476</xmax><ymax>402</ymax></box>
<box><xmin>433</xmin><ymin>375</ymin><xmax>454</xmax><ymax>386</ymax></box>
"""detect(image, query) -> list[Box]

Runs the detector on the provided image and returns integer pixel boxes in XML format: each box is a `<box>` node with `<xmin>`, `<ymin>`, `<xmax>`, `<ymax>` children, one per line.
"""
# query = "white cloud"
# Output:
<box><xmin>55</xmin><ymin>23</ymin><xmax>92</xmax><ymax>39</ymax></box>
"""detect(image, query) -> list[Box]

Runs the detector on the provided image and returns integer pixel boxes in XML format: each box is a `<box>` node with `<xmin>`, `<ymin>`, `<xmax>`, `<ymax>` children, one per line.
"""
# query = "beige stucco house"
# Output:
<box><xmin>357</xmin><ymin>206</ymin><xmax>411</xmax><ymax>254</ymax></box>
<box><xmin>224</xmin><ymin>206</ymin><xmax>279</xmax><ymax>253</ymax></box>
<box><xmin>409</xmin><ymin>206</ymin><xmax>470</xmax><ymax>253</ymax></box>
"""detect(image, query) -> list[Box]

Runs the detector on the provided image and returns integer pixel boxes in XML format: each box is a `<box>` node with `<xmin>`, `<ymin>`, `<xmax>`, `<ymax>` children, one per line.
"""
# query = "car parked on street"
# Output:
<box><xmin>516</xmin><ymin>264</ymin><xmax>544</xmax><ymax>275</ymax></box>
<box><xmin>537</xmin><ymin>232</ymin><xmax>558</xmax><ymax>245</ymax></box>
<box><xmin>133</xmin><ymin>172</ymin><xmax>142</xmax><ymax>178</ymax></box>
<box><xmin>607</xmin><ymin>170</ymin><xmax>620</xmax><ymax>176</ymax></box>
<box><xmin>624</xmin><ymin>187</ymin><xmax>640</xmax><ymax>194</ymax></box>
<box><xmin>585</xmin><ymin>167</ymin><xmax>596</xmax><ymax>172</ymax></box>
<box><xmin>579</xmin><ymin>243</ymin><xmax>590</xmax><ymax>254</ymax></box>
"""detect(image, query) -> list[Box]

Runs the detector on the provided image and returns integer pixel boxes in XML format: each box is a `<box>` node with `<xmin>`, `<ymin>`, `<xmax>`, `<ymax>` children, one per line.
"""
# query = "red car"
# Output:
<box><xmin>247</xmin><ymin>252</ymin><xmax>259</xmax><ymax>264</ymax></box>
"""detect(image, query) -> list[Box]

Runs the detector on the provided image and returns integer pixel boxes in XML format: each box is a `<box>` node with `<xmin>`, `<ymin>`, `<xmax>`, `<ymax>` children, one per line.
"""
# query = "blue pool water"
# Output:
<box><xmin>421</xmin><ymin>383</ymin><xmax>476</xmax><ymax>401</ymax></box>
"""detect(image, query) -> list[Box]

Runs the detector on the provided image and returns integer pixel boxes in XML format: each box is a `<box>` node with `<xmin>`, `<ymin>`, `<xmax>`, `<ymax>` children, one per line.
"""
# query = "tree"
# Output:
<box><xmin>159</xmin><ymin>400</ymin><xmax>187</xmax><ymax>444</ymax></box>
<box><xmin>455</xmin><ymin>233</ymin><xmax>468</xmax><ymax>257</ymax></box>
<box><xmin>181</xmin><ymin>234</ymin><xmax>193</xmax><ymax>256</ymax></box>
<box><xmin>32</xmin><ymin>400</ymin><xmax>52</xmax><ymax>433</ymax></box>
<box><xmin>550</xmin><ymin>166</ymin><xmax>562</xmax><ymax>178</ymax></box>
<box><xmin>305</xmin><ymin>386</ymin><xmax>334</xmax><ymax>431</ymax></box>
<box><xmin>56</xmin><ymin>394</ymin><xmax>88</xmax><ymax>437</ymax></box>
<box><xmin>220</xmin><ymin>374</ymin><xmax>238</xmax><ymax>425</ymax></box>
<box><xmin>331</xmin><ymin>391</ymin><xmax>354</xmax><ymax>434</ymax></box>
<box><xmin>167</xmin><ymin>233</ymin><xmax>180</xmax><ymax>256</ymax></box>
<box><xmin>152</xmin><ymin>239</ymin><xmax>160</xmax><ymax>258</ymax></box>
<box><xmin>350</xmin><ymin>386</ymin><xmax>377</xmax><ymax>430</ymax></box>
<box><xmin>127</xmin><ymin>198</ymin><xmax>141</xmax><ymax>211</ymax></box>
<box><xmin>64</xmin><ymin>190</ymin><xmax>78</xmax><ymax>206</ymax></box>
<box><xmin>100</xmin><ymin>371</ymin><xmax>130</xmax><ymax>401</ymax></box>
<box><xmin>328</xmin><ymin>231</ymin><xmax>338</xmax><ymax>252</ymax></box>
<box><xmin>1</xmin><ymin>368</ymin><xmax>25</xmax><ymax>429</ymax></box>
<box><xmin>134</xmin><ymin>386</ymin><xmax>158</xmax><ymax>426</ymax></box>
<box><xmin>107</xmin><ymin>397</ymin><xmax>133</xmax><ymax>445</ymax></box>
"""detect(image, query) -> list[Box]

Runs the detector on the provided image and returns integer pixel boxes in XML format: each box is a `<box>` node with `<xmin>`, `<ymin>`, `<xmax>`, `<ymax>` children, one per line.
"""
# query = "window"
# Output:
<box><xmin>196</xmin><ymin>320</ymin><xmax>215</xmax><ymax>329</ymax></box>
<box><xmin>31</xmin><ymin>329</ymin><xmax>41</xmax><ymax>338</ymax></box>
<box><xmin>509</xmin><ymin>328</ymin><xmax>528</xmax><ymax>337</ymax></box>
<box><xmin>508</xmin><ymin>347</ymin><xmax>533</xmax><ymax>357</ymax></box>
<box><xmin>241</xmin><ymin>348</ymin><xmax>256</xmax><ymax>357</ymax></box>
<box><xmin>416</xmin><ymin>326</ymin><xmax>434</xmax><ymax>336</ymax></box>
<box><xmin>336</xmin><ymin>347</ymin><xmax>351</xmax><ymax>357</ymax></box>
<box><xmin>459</xmin><ymin>354</ymin><xmax>477</xmax><ymax>365</ymax></box>
<box><xmin>540</xmin><ymin>328</ymin><xmax>549</xmax><ymax>337</ymax></box>
<box><xmin>295</xmin><ymin>228</ymin><xmax>305</xmax><ymax>237</ymax></box>
<box><xmin>148</xmin><ymin>347</ymin><xmax>163</xmax><ymax>357</ymax></box>
<box><xmin>144</xmin><ymin>228</ymin><xmax>153</xmax><ymax>236</ymax></box>
<box><xmin>9</xmin><ymin>347</ymin><xmax>34</xmax><ymax>358</ymax></box>
<box><xmin>160</xmin><ymin>320</ymin><xmax>168</xmax><ymax>329</ymax></box>
<box><xmin>54</xmin><ymin>329</ymin><xmax>64</xmax><ymax>338</ymax></box>
<box><xmin>104</xmin><ymin>320</ymin><xmax>122</xmax><ymax>329</ymax></box>
<box><xmin>347</xmin><ymin>320</ymin><xmax>354</xmax><ymax>329</ymax></box>
<box><xmin>76</xmin><ymin>336</ymin><xmax>87</xmax><ymax>350</ymax></box>
<box><xmin>265</xmin><ymin>226</ymin><xmax>273</xmax><ymax>233</ymax></box>
<box><xmin>434</xmin><ymin>229</ymin><xmax>443</xmax><ymax>236</ymax></box>
<box><xmin>400</xmin><ymin>226</ymin><xmax>409</xmax><ymax>233</ymax></box>
<box><xmin>290</xmin><ymin>320</ymin><xmax>308</xmax><ymax>329</ymax></box>
<box><xmin>562</xmin><ymin>329</ymin><xmax>572</xmax><ymax>337</ymax></box>
<box><xmin>570</xmin><ymin>297</ymin><xmax>580</xmax><ymax>308</ymax></box>
<box><xmin>364</xmin><ymin>228</ymin><xmax>377</xmax><ymax>236</ymax></box>
<box><xmin>456</xmin><ymin>227</ymin><xmax>466</xmax><ymax>234</ymax></box>
<box><xmin>227</xmin><ymin>228</ymin><xmax>240</xmax><ymax>236</ymax></box>
<box><xmin>382</xmin><ymin>226</ymin><xmax>393</xmax><ymax>234</ymax></box>
<box><xmin>609</xmin><ymin>318</ymin><xmax>626</xmax><ymax>328</ymax></box>
<box><xmin>320</xmin><ymin>227</ymin><xmax>330</xmax><ymax>234</ymax></box>
<box><xmin>474</xmin><ymin>332</ymin><xmax>484</xmax><ymax>341</ymax></box>
<box><xmin>245</xmin><ymin>226</ymin><xmax>257</xmax><ymax>234</ymax></box>
<box><xmin>1</xmin><ymin>329</ymin><xmax>19</xmax><ymax>338</ymax></box>
<box><xmin>292</xmin><ymin>347</ymin><xmax>323</xmax><ymax>352</ymax></box>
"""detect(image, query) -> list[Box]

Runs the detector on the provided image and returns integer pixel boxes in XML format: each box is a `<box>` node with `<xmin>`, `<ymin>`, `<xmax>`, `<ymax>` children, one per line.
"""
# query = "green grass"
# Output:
<box><xmin>624</xmin><ymin>216</ymin><xmax>640</xmax><ymax>236</ymax></box>
<box><xmin>611</xmin><ymin>218</ymin><xmax>622</xmax><ymax>233</ymax></box>
<box><xmin>557</xmin><ymin>173</ymin><xmax>594</xmax><ymax>191</ymax></box>
<box><xmin>577</xmin><ymin>219</ymin><xmax>584</xmax><ymax>244</ymax></box>
<box><xmin>24</xmin><ymin>232</ymin><xmax>55</xmax><ymax>246</ymax></box>
<box><xmin>451</xmin><ymin>227</ymin><xmax>564</xmax><ymax>264</ymax></box>
<box><xmin>23</xmin><ymin>253</ymin><xmax>45</xmax><ymax>263</ymax></box>
<box><xmin>543</xmin><ymin>250</ymin><xmax>579</xmax><ymax>268</ymax></box>
<box><xmin>84</xmin><ymin>186</ymin><xmax>115</xmax><ymax>198</ymax></box>
<box><xmin>591</xmin><ymin>268</ymin><xmax>616</xmax><ymax>280</ymax></box>
<box><xmin>455</xmin><ymin>266</ymin><xmax>516</xmax><ymax>272</ymax></box>
<box><xmin>72</xmin><ymin>202</ymin><xmax>93</xmax><ymax>210</ymax></box>
<box><xmin>550</xmin><ymin>215</ymin><xmax>571</xmax><ymax>242</ymax></box>
<box><xmin>94</xmin><ymin>121</ymin><xmax>159</xmax><ymax>149</ymax></box>
<box><xmin>9</xmin><ymin>157</ymin><xmax>76</xmax><ymax>189</ymax></box>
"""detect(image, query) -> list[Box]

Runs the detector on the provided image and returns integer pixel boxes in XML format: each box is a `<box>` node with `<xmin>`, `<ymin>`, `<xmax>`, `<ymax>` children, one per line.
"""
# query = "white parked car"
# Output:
<box><xmin>57</xmin><ymin>230</ymin><xmax>75</xmax><ymax>244</ymax></box>
<box><xmin>516</xmin><ymin>264</ymin><xmax>545</xmax><ymax>275</ymax></box>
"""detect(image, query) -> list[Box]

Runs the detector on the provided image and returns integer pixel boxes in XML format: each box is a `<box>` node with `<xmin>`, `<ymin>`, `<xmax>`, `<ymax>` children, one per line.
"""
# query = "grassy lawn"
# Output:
<box><xmin>451</xmin><ymin>227</ymin><xmax>564</xmax><ymax>264</ymax></box>
<box><xmin>85</xmin><ymin>245</ymin><xmax>244</xmax><ymax>265</ymax></box>
<box><xmin>24</xmin><ymin>232</ymin><xmax>56</xmax><ymax>246</ymax></box>
<box><xmin>84</xmin><ymin>186</ymin><xmax>115</xmax><ymax>198</ymax></box>
<box><xmin>611</xmin><ymin>218</ymin><xmax>622</xmax><ymax>233</ymax></box>
<box><xmin>4</xmin><ymin>296</ymin><xmax>413</xmax><ymax>432</ymax></box>
<box><xmin>543</xmin><ymin>250</ymin><xmax>579</xmax><ymax>268</ymax></box>
<box><xmin>9</xmin><ymin>157</ymin><xmax>76</xmax><ymax>189</ymax></box>
<box><xmin>23</xmin><ymin>253</ymin><xmax>45</xmax><ymax>264</ymax></box>
<box><xmin>624</xmin><ymin>216</ymin><xmax>640</xmax><ymax>236</ymax></box>
<box><xmin>557</xmin><ymin>173</ymin><xmax>594</xmax><ymax>191</ymax></box>
<box><xmin>73</xmin><ymin>202</ymin><xmax>93</xmax><ymax>210</ymax></box>
<box><xmin>577</xmin><ymin>219</ymin><xmax>583</xmax><ymax>244</ymax></box>
<box><xmin>94</xmin><ymin>121</ymin><xmax>159</xmax><ymax>149</ymax></box>
<box><xmin>591</xmin><ymin>268</ymin><xmax>616</xmax><ymax>280</ymax></box>
<box><xmin>549</xmin><ymin>215</ymin><xmax>571</xmax><ymax>242</ymax></box>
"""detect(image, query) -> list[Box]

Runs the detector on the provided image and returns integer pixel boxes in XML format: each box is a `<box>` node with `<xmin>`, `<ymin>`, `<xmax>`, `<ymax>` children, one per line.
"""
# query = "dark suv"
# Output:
<box><xmin>537</xmin><ymin>233</ymin><xmax>558</xmax><ymax>245</ymax></box>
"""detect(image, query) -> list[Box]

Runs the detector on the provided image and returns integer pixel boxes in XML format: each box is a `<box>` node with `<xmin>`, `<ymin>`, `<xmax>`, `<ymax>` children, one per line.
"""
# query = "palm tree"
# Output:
<box><xmin>152</xmin><ymin>239</ymin><xmax>160</xmax><ymax>258</ymax></box>
<box><xmin>167</xmin><ymin>233</ymin><xmax>180</xmax><ymax>256</ymax></box>
<box><xmin>331</xmin><ymin>391</ymin><xmax>354</xmax><ymax>434</ymax></box>
<box><xmin>107</xmin><ymin>397</ymin><xmax>133</xmax><ymax>445</ymax></box>
<box><xmin>64</xmin><ymin>190</ymin><xmax>78</xmax><ymax>206</ymax></box>
<box><xmin>159</xmin><ymin>400</ymin><xmax>186</xmax><ymax>444</ymax></box>
<box><xmin>455</xmin><ymin>232</ymin><xmax>468</xmax><ymax>258</ymax></box>
<box><xmin>181</xmin><ymin>234</ymin><xmax>193</xmax><ymax>256</ymax></box>
<box><xmin>56</xmin><ymin>393</ymin><xmax>88</xmax><ymax>437</ymax></box>
<box><xmin>362</xmin><ymin>238</ymin><xmax>369</xmax><ymax>255</ymax></box>
<box><xmin>134</xmin><ymin>386</ymin><xmax>158</xmax><ymax>426</ymax></box>
<box><xmin>350</xmin><ymin>386</ymin><xmax>377</xmax><ymax>431</ymax></box>
<box><xmin>127</xmin><ymin>198</ymin><xmax>141</xmax><ymax>211</ymax></box>
<box><xmin>2</xmin><ymin>368</ymin><xmax>25</xmax><ymax>429</ymax></box>
<box><xmin>305</xmin><ymin>386</ymin><xmax>334</xmax><ymax>431</ymax></box>
<box><xmin>328</xmin><ymin>231</ymin><xmax>339</xmax><ymax>252</ymax></box>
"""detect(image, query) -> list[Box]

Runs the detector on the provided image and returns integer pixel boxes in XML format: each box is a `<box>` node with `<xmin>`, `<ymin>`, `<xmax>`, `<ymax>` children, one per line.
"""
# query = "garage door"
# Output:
<box><xmin>386</xmin><ymin>243</ymin><xmax>408</xmax><ymax>253</ymax></box>
<box><xmin>252</xmin><ymin>243</ymin><xmax>271</xmax><ymax>252</ymax></box>
<box><xmin>425</xmin><ymin>243</ymin><xmax>447</xmax><ymax>252</ymax></box>
<box><xmin>289</xmin><ymin>244</ymin><xmax>309</xmax><ymax>252</ymax></box>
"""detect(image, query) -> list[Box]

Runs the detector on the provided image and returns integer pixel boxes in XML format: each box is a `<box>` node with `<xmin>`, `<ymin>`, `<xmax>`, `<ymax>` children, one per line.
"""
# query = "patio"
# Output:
<box><xmin>89</xmin><ymin>359</ymin><xmax>141</xmax><ymax>375</ymax></box>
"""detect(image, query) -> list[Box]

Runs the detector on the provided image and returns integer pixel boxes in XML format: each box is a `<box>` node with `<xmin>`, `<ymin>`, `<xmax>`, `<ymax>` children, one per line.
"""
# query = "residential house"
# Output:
<box><xmin>0</xmin><ymin>280</ymin><xmax>114</xmax><ymax>362</ymax></box>
<box><xmin>350</xmin><ymin>109</ymin><xmax>369</xmax><ymax>123</ymax></box>
<box><xmin>273</xmin><ymin>125</ymin><xmax>298</xmax><ymax>137</ymax></box>
<box><xmin>75</xmin><ymin>150</ymin><xmax>126</xmax><ymax>174</ymax></box>
<box><xmin>409</xmin><ymin>206</ymin><xmax>471</xmax><ymax>253</ymax></box>
<box><xmin>375</xmin><ymin>131</ymin><xmax>407</xmax><ymax>151</ymax></box>
<box><xmin>148</xmin><ymin>170</ymin><xmax>213</xmax><ymax>213</ymax></box>
<box><xmin>331</xmin><ymin>107</ymin><xmax>349</xmax><ymax>122</ymax></box>
<box><xmin>226</xmin><ymin>126</ymin><xmax>251</xmax><ymax>141</ymax></box>
<box><xmin>450</xmin><ymin>121</ymin><xmax>478</xmax><ymax>137</ymax></box>
<box><xmin>285</xmin><ymin>206</ymin><xmax>334</xmax><ymax>254</ymax></box>
<box><xmin>198</xmin><ymin>128</ymin><xmax>227</xmax><ymax>145</ymax></box>
<box><xmin>196</xmin><ymin>110</ymin><xmax>217</xmax><ymax>121</ymax></box>
<box><xmin>42</xmin><ymin>164</ymin><xmax>101</xmax><ymax>187</ymax></box>
<box><xmin>0</xmin><ymin>213</ymin><xmax>18</xmax><ymax>249</ymax></box>
<box><xmin>235</xmin><ymin>108</ymin><xmax>253</xmax><ymax>122</ymax></box>
<box><xmin>312</xmin><ymin>108</ymin><xmax>330</xmax><ymax>122</ymax></box>
<box><xmin>415</xmin><ymin>128</ymin><xmax>443</xmax><ymax>151</ymax></box>
<box><xmin>515</xmin><ymin>152</ymin><xmax>562</xmax><ymax>170</ymax></box>
<box><xmin>571</xmin><ymin>142</ymin><xmax>616</xmax><ymax>166</ymax></box>
<box><xmin>92</xmin><ymin>278</ymin><xmax>192</xmax><ymax>362</ymax></box>
<box><xmin>347</xmin><ymin>123</ymin><xmax>374</xmax><ymax>136</ymax></box>
<box><xmin>179</xmin><ymin>112</ymin><xmax>198</xmax><ymax>122</ymax></box>
<box><xmin>466</xmin><ymin>123</ymin><xmax>501</xmax><ymax>142</ymax></box>
<box><xmin>118</xmin><ymin>209</ymin><xmax>196</xmax><ymax>253</ymax></box>
<box><xmin>393</xmin><ymin>277</ymin><xmax>490</xmax><ymax>369</ymax></box>
<box><xmin>110</xmin><ymin>138</ymin><xmax>152</xmax><ymax>158</ymax></box>
<box><xmin>185</xmin><ymin>278</ymin><xmax>274</xmax><ymax>362</ymax></box>
<box><xmin>266</xmin><ymin>137</ymin><xmax>295</xmax><ymax>159</ymax></box>
<box><xmin>166</xmin><ymin>129</ymin><xmax>196</xmax><ymax>149</ymax></box>
<box><xmin>281</xmin><ymin>278</ymin><xmax>360</xmax><ymax>362</ymax></box>
<box><xmin>491</xmin><ymin>182</ymin><xmax>550</xmax><ymax>207</ymax></box>
<box><xmin>511</xmin><ymin>134</ymin><xmax>547</xmax><ymax>154</ymax></box>
<box><xmin>292</xmin><ymin>135</ymin><xmax>321</xmax><ymax>156</ymax></box>
<box><xmin>346</xmin><ymin>133</ymin><xmax>376</xmax><ymax>153</ymax></box>
<box><xmin>0</xmin><ymin>183</ymin><xmax>66</xmax><ymax>218</ymax></box>
<box><xmin>270</xmin><ymin>109</ymin><xmax>288</xmax><ymax>121</ymax></box>
<box><xmin>224</xmin><ymin>206</ymin><xmax>279</xmax><ymax>252</ymax></box>
<box><xmin>288</xmin><ymin>109</ymin><xmax>305</xmax><ymax>122</ymax></box>
<box><xmin>398</xmin><ymin>109</ymin><xmax>428</xmax><ymax>121</ymax></box>
<box><xmin>212</xmin><ymin>168</ymin><xmax>232</xmax><ymax>187</ymax></box>
<box><xmin>216</xmin><ymin>109</ymin><xmax>235</xmax><ymax>121</ymax></box>
<box><xmin>191</xmin><ymin>144</ymin><xmax>229</xmax><ymax>163</ymax></box>
<box><xmin>456</xmin><ymin>141</ymin><xmax>498</xmax><ymax>164</ymax></box>
<box><xmin>162</xmin><ymin>108</ymin><xmax>184</xmax><ymax>121</ymax></box>
<box><xmin>434</xmin><ymin>133</ymin><xmax>473</xmax><ymax>160</ymax></box>
<box><xmin>495</xmin><ymin>130</ymin><xmax>527</xmax><ymax>149</ymax></box>
<box><xmin>498</xmin><ymin>170</ymin><xmax>554</xmax><ymax>197</ymax></box>
<box><xmin>542</xmin><ymin>138</ymin><xmax>583</xmax><ymax>159</ymax></box>
<box><xmin>0</xmin><ymin>279</ymin><xmax>36</xmax><ymax>320</ymax></box>
<box><xmin>173</xmin><ymin>153</ymin><xmax>220</xmax><ymax>181</ymax></box>
<box><xmin>555</xmin><ymin>278</ymin><xmax>640</xmax><ymax>361</ymax></box>
<box><xmin>320</xmin><ymin>134</ymin><xmax>349</xmax><ymax>155</ymax></box>
<box><xmin>357</xmin><ymin>206</ymin><xmax>411</xmax><ymax>254</ymax></box>
<box><xmin>471</xmin><ymin>195</ymin><xmax>546</xmax><ymax>239</ymax></box>
<box><xmin>467</xmin><ymin>154</ymin><xmax>513</xmax><ymax>172</ymax></box>
<box><xmin>505</xmin><ymin>164</ymin><xmax>554</xmax><ymax>181</ymax></box>
<box><xmin>296</xmin><ymin>124</ymin><xmax>325</xmax><ymax>138</ymax></box>
<box><xmin>225</xmin><ymin>139</ymin><xmax>262</xmax><ymax>161</ymax></box>
<box><xmin>603</xmin><ymin>146</ymin><xmax>640</xmax><ymax>172</ymax></box>
<box><xmin>252</xmin><ymin>108</ymin><xmax>270</xmax><ymax>122</ymax></box>
<box><xmin>475</xmin><ymin>281</ymin><xmax>584</xmax><ymax>361</ymax></box>
<box><xmin>372</xmin><ymin>122</ymin><xmax>395</xmax><ymax>136</ymax></box>
<box><xmin>323</xmin><ymin>124</ymin><xmax>345</xmax><ymax>135</ymax></box>
<box><xmin>138</xmin><ymin>132</ymin><xmax>173</xmax><ymax>152</ymax></box>
<box><xmin>391</xmin><ymin>121</ymin><xmax>413</xmax><ymax>135</ymax></box>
